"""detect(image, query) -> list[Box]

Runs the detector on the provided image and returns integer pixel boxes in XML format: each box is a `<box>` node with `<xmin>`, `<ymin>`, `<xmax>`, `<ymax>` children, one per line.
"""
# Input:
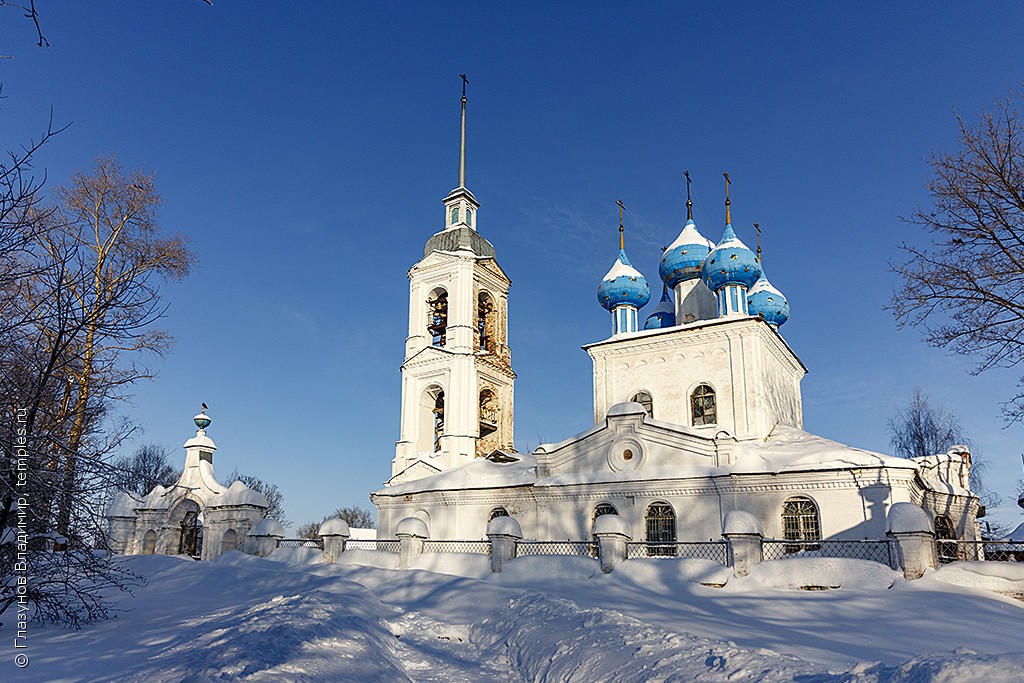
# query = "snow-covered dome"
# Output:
<box><xmin>487</xmin><ymin>515</ymin><xmax>523</xmax><ymax>538</ymax></box>
<box><xmin>886</xmin><ymin>502</ymin><xmax>932</xmax><ymax>534</ymax></box>
<box><xmin>701</xmin><ymin>225</ymin><xmax>762</xmax><ymax>292</ymax></box>
<box><xmin>249</xmin><ymin>518</ymin><xmax>285</xmax><ymax>538</ymax></box>
<box><xmin>319</xmin><ymin>517</ymin><xmax>351</xmax><ymax>537</ymax></box>
<box><xmin>592</xmin><ymin>513</ymin><xmax>629</xmax><ymax>537</ymax></box>
<box><xmin>598</xmin><ymin>249</ymin><xmax>650</xmax><ymax>311</ymax></box>
<box><xmin>643</xmin><ymin>287</ymin><xmax>676</xmax><ymax>329</ymax></box>
<box><xmin>194</xmin><ymin>411</ymin><xmax>211</xmax><ymax>430</ymax></box>
<box><xmin>106</xmin><ymin>491</ymin><xmax>143</xmax><ymax>518</ymax></box>
<box><xmin>396</xmin><ymin>516</ymin><xmax>429</xmax><ymax>538</ymax></box>
<box><xmin>722</xmin><ymin>510</ymin><xmax>762</xmax><ymax>536</ymax></box>
<box><xmin>659</xmin><ymin>220</ymin><xmax>714</xmax><ymax>287</ymax></box>
<box><xmin>747</xmin><ymin>275</ymin><xmax>790</xmax><ymax>327</ymax></box>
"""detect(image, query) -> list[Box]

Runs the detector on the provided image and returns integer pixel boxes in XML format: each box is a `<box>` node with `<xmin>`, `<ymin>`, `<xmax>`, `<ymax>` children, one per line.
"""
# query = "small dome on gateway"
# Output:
<box><xmin>659</xmin><ymin>220</ymin><xmax>715</xmax><ymax>287</ymax></box>
<box><xmin>598</xmin><ymin>249</ymin><xmax>650</xmax><ymax>311</ymax></box>
<box><xmin>747</xmin><ymin>275</ymin><xmax>790</xmax><ymax>327</ymax></box>
<box><xmin>644</xmin><ymin>286</ymin><xmax>676</xmax><ymax>329</ymax></box>
<box><xmin>701</xmin><ymin>224</ymin><xmax>762</xmax><ymax>292</ymax></box>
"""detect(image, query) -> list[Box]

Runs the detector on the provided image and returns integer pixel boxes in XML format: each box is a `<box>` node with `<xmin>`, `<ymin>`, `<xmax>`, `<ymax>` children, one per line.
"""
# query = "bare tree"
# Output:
<box><xmin>224</xmin><ymin>469</ymin><xmax>288</xmax><ymax>527</ymax></box>
<box><xmin>888</xmin><ymin>388</ymin><xmax>967</xmax><ymax>459</ymax></box>
<box><xmin>891</xmin><ymin>92</ymin><xmax>1024</xmax><ymax>422</ymax></box>
<box><xmin>297</xmin><ymin>505</ymin><xmax>375</xmax><ymax>539</ymax></box>
<box><xmin>1</xmin><ymin>155</ymin><xmax>190</xmax><ymax>627</ymax></box>
<box><xmin>111</xmin><ymin>444</ymin><xmax>178</xmax><ymax>496</ymax></box>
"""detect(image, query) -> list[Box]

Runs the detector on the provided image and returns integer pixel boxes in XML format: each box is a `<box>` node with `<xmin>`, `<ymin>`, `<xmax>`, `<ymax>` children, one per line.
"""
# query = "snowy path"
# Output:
<box><xmin>3</xmin><ymin>552</ymin><xmax>1023</xmax><ymax>682</ymax></box>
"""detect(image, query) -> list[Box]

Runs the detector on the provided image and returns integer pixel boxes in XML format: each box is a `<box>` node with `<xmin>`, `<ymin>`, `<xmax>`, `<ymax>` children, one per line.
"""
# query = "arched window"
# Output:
<box><xmin>690</xmin><ymin>384</ymin><xmax>716</xmax><ymax>426</ymax></box>
<box><xmin>220</xmin><ymin>528</ymin><xmax>238</xmax><ymax>554</ymax></box>
<box><xmin>935</xmin><ymin>514</ymin><xmax>958</xmax><ymax>563</ymax></box>
<box><xmin>630</xmin><ymin>391</ymin><xmax>653</xmax><ymax>418</ymax></box>
<box><xmin>488</xmin><ymin>507</ymin><xmax>509</xmax><ymax>521</ymax></box>
<box><xmin>593</xmin><ymin>503</ymin><xmax>618</xmax><ymax>521</ymax></box>
<box><xmin>432</xmin><ymin>390</ymin><xmax>445</xmax><ymax>452</ymax></box>
<box><xmin>466</xmin><ymin>208</ymin><xmax>474</xmax><ymax>227</ymax></box>
<box><xmin>781</xmin><ymin>497</ymin><xmax>820</xmax><ymax>552</ymax></box>
<box><xmin>645</xmin><ymin>502</ymin><xmax>676</xmax><ymax>556</ymax></box>
<box><xmin>451</xmin><ymin>206</ymin><xmax>460</xmax><ymax>224</ymax></box>
<box><xmin>427</xmin><ymin>289</ymin><xmax>448</xmax><ymax>347</ymax></box>
<box><xmin>477</xmin><ymin>393</ymin><xmax>497</xmax><ymax>456</ymax></box>
<box><xmin>142</xmin><ymin>529</ymin><xmax>157</xmax><ymax>555</ymax></box>
<box><xmin>477</xmin><ymin>292</ymin><xmax>495</xmax><ymax>352</ymax></box>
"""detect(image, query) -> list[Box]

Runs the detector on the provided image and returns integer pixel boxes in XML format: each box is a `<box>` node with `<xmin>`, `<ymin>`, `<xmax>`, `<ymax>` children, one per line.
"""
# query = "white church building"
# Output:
<box><xmin>371</xmin><ymin>85</ymin><xmax>981</xmax><ymax>547</ymax></box>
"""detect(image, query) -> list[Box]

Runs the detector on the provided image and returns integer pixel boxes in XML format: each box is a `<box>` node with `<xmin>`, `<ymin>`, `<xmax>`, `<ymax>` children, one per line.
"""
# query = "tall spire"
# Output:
<box><xmin>684</xmin><ymin>170</ymin><xmax>693</xmax><ymax>221</ymax></box>
<box><xmin>458</xmin><ymin>73</ymin><xmax>468</xmax><ymax>189</ymax></box>
<box><xmin>723</xmin><ymin>172</ymin><xmax>731</xmax><ymax>225</ymax></box>
<box><xmin>616</xmin><ymin>199</ymin><xmax>626</xmax><ymax>250</ymax></box>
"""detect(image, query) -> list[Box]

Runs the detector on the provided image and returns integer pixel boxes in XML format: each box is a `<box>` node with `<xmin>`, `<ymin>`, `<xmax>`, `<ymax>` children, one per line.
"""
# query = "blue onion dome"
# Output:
<box><xmin>747</xmin><ymin>275</ymin><xmax>790</xmax><ymax>327</ymax></box>
<box><xmin>659</xmin><ymin>220</ymin><xmax>715</xmax><ymax>287</ymax></box>
<box><xmin>701</xmin><ymin>224</ymin><xmax>763</xmax><ymax>291</ymax></box>
<box><xmin>644</xmin><ymin>286</ymin><xmax>676</xmax><ymax>329</ymax></box>
<box><xmin>598</xmin><ymin>249</ymin><xmax>651</xmax><ymax>311</ymax></box>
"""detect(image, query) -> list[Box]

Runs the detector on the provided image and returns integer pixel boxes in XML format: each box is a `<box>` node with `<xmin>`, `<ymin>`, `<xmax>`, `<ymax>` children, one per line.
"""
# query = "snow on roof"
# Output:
<box><xmin>249</xmin><ymin>518</ymin><xmax>285</xmax><ymax>537</ymax></box>
<box><xmin>730</xmin><ymin>425</ymin><xmax>917</xmax><ymax>474</ymax></box>
<box><xmin>210</xmin><ymin>480</ymin><xmax>269</xmax><ymax>508</ymax></box>
<box><xmin>106</xmin><ymin>491</ymin><xmax>145</xmax><ymax>517</ymax></box>
<box><xmin>1003</xmin><ymin>521</ymin><xmax>1024</xmax><ymax>543</ymax></box>
<box><xmin>319</xmin><ymin>517</ymin><xmax>351</xmax><ymax>537</ymax></box>
<box><xmin>665</xmin><ymin>220</ymin><xmax>715</xmax><ymax>251</ymax></box>
<box><xmin>375</xmin><ymin>453</ymin><xmax>538</xmax><ymax>497</ymax></box>
<box><xmin>601</xmin><ymin>255</ymin><xmax>644</xmax><ymax>282</ymax></box>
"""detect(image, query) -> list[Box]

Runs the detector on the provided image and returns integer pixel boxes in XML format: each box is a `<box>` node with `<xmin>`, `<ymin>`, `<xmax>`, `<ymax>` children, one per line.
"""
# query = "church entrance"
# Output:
<box><xmin>171</xmin><ymin>499</ymin><xmax>204</xmax><ymax>559</ymax></box>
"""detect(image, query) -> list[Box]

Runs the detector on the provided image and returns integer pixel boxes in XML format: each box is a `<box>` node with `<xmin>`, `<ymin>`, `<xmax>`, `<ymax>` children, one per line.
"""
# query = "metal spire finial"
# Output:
<box><xmin>723</xmin><ymin>172</ymin><xmax>731</xmax><ymax>225</ymax></box>
<box><xmin>754</xmin><ymin>222</ymin><xmax>762</xmax><ymax>262</ymax></box>
<box><xmin>616</xmin><ymin>200</ymin><xmax>626</xmax><ymax>250</ymax></box>
<box><xmin>458</xmin><ymin>74</ymin><xmax>469</xmax><ymax>188</ymax></box>
<box><xmin>684</xmin><ymin>170</ymin><xmax>693</xmax><ymax>221</ymax></box>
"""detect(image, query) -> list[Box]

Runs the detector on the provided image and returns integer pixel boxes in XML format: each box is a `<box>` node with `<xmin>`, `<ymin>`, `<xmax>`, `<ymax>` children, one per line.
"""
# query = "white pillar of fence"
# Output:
<box><xmin>319</xmin><ymin>517</ymin><xmax>351</xmax><ymax>563</ymax></box>
<box><xmin>722</xmin><ymin>510</ymin><xmax>763</xmax><ymax>577</ymax></box>
<box><xmin>245</xmin><ymin>518</ymin><xmax>285</xmax><ymax>558</ymax></box>
<box><xmin>593</xmin><ymin>514</ymin><xmax>630</xmax><ymax>573</ymax></box>
<box><xmin>396</xmin><ymin>517</ymin><xmax>429</xmax><ymax>569</ymax></box>
<box><xmin>487</xmin><ymin>515</ymin><xmax>523</xmax><ymax>573</ymax></box>
<box><xmin>886</xmin><ymin>502</ymin><xmax>936</xmax><ymax>580</ymax></box>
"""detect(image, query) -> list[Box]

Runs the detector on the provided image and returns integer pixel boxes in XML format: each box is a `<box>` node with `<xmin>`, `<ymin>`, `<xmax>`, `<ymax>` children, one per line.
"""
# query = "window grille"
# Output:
<box><xmin>630</xmin><ymin>391</ymin><xmax>653</xmax><ymax>417</ymax></box>
<box><xmin>593</xmin><ymin>503</ymin><xmax>617</xmax><ymax>521</ymax></box>
<box><xmin>488</xmin><ymin>507</ymin><xmax>509</xmax><ymax>521</ymax></box>
<box><xmin>781</xmin><ymin>498</ymin><xmax>820</xmax><ymax>552</ymax></box>
<box><xmin>690</xmin><ymin>385</ymin><xmax>716</xmax><ymax>426</ymax></box>
<box><xmin>645</xmin><ymin>503</ymin><xmax>676</xmax><ymax>556</ymax></box>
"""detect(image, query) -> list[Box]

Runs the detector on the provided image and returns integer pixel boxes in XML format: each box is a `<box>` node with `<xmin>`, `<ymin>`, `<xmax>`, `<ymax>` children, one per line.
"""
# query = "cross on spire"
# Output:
<box><xmin>684</xmin><ymin>170</ymin><xmax>693</xmax><ymax>220</ymax></box>
<box><xmin>723</xmin><ymin>172</ymin><xmax>732</xmax><ymax>225</ymax></box>
<box><xmin>458</xmin><ymin>74</ymin><xmax>469</xmax><ymax>188</ymax></box>
<box><xmin>616</xmin><ymin>200</ymin><xmax>626</xmax><ymax>250</ymax></box>
<box><xmin>754</xmin><ymin>222</ymin><xmax>762</xmax><ymax>262</ymax></box>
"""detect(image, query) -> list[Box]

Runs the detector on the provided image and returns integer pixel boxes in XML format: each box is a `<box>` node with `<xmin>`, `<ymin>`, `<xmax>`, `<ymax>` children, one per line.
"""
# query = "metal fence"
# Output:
<box><xmin>516</xmin><ymin>540</ymin><xmax>597</xmax><ymax>557</ymax></box>
<box><xmin>761</xmin><ymin>539</ymin><xmax>897</xmax><ymax>568</ymax></box>
<box><xmin>936</xmin><ymin>540</ymin><xmax>1024</xmax><ymax>564</ymax></box>
<box><xmin>626</xmin><ymin>541</ymin><xmax>729</xmax><ymax>565</ymax></box>
<box><xmin>346</xmin><ymin>539</ymin><xmax>400</xmax><ymax>553</ymax></box>
<box><xmin>276</xmin><ymin>538</ymin><xmax>324</xmax><ymax>549</ymax></box>
<box><xmin>422</xmin><ymin>540</ymin><xmax>491</xmax><ymax>555</ymax></box>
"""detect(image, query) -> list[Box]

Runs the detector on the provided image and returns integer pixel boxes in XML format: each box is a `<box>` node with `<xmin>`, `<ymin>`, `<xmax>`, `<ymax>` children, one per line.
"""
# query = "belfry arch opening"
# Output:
<box><xmin>478</xmin><ymin>387</ymin><xmax>499</xmax><ymax>456</ymax></box>
<box><xmin>416</xmin><ymin>385</ymin><xmax>446</xmax><ymax>453</ymax></box>
<box><xmin>477</xmin><ymin>291</ymin><xmax>497</xmax><ymax>352</ymax></box>
<box><xmin>427</xmin><ymin>288</ymin><xmax>448</xmax><ymax>347</ymax></box>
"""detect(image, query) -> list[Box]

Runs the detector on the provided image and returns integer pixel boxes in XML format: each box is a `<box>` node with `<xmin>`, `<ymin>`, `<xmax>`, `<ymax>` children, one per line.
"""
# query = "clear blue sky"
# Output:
<box><xmin>4</xmin><ymin>2</ymin><xmax>1023</xmax><ymax>530</ymax></box>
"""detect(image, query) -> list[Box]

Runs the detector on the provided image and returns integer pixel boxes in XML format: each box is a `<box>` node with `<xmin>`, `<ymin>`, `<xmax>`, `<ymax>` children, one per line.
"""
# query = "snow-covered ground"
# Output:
<box><xmin>3</xmin><ymin>550</ymin><xmax>1023</xmax><ymax>682</ymax></box>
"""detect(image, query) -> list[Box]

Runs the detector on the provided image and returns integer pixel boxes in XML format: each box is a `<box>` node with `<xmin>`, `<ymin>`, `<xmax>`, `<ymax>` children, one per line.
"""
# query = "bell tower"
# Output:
<box><xmin>391</xmin><ymin>76</ymin><xmax>516</xmax><ymax>484</ymax></box>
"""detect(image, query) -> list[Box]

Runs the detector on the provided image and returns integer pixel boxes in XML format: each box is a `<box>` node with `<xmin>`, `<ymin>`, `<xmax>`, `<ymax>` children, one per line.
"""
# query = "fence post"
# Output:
<box><xmin>722</xmin><ymin>511</ymin><xmax>763</xmax><ymax>577</ymax></box>
<box><xmin>886</xmin><ymin>502</ymin><xmax>936</xmax><ymax>580</ymax></box>
<box><xmin>319</xmin><ymin>517</ymin><xmax>351</xmax><ymax>563</ymax></box>
<box><xmin>593</xmin><ymin>514</ymin><xmax>630</xmax><ymax>573</ymax></box>
<box><xmin>245</xmin><ymin>518</ymin><xmax>285</xmax><ymax>558</ymax></box>
<box><xmin>487</xmin><ymin>516</ymin><xmax>522</xmax><ymax>573</ymax></box>
<box><xmin>396</xmin><ymin>517</ymin><xmax>429</xmax><ymax>570</ymax></box>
